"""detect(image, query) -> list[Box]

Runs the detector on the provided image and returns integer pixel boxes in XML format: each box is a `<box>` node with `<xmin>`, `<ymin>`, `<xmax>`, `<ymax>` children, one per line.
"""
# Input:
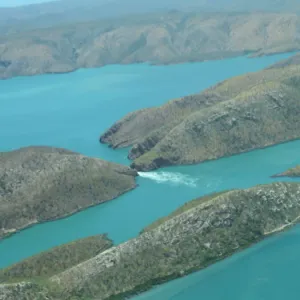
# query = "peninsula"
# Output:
<box><xmin>101</xmin><ymin>54</ymin><xmax>300</xmax><ymax>171</ymax></box>
<box><xmin>0</xmin><ymin>146</ymin><xmax>137</xmax><ymax>239</ymax></box>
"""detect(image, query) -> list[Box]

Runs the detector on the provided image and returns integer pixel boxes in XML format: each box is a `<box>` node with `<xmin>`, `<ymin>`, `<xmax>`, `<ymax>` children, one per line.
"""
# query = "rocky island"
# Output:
<box><xmin>1</xmin><ymin>182</ymin><xmax>300</xmax><ymax>299</ymax></box>
<box><xmin>272</xmin><ymin>165</ymin><xmax>300</xmax><ymax>178</ymax></box>
<box><xmin>1</xmin><ymin>11</ymin><xmax>300</xmax><ymax>79</ymax></box>
<box><xmin>0</xmin><ymin>146</ymin><xmax>138</xmax><ymax>239</ymax></box>
<box><xmin>101</xmin><ymin>55</ymin><xmax>300</xmax><ymax>171</ymax></box>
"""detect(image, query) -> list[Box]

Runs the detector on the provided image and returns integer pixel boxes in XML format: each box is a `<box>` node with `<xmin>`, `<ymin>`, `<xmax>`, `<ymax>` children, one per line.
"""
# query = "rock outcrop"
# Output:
<box><xmin>0</xmin><ymin>146</ymin><xmax>138</xmax><ymax>239</ymax></box>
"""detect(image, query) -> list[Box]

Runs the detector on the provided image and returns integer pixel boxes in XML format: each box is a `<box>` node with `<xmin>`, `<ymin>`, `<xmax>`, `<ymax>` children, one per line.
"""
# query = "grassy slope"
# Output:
<box><xmin>1</xmin><ymin>12</ymin><xmax>300</xmax><ymax>78</ymax></box>
<box><xmin>0</xmin><ymin>146</ymin><xmax>137</xmax><ymax>239</ymax></box>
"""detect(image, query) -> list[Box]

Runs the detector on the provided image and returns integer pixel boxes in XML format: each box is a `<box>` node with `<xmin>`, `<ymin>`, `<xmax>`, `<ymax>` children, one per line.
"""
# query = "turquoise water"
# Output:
<box><xmin>134</xmin><ymin>224</ymin><xmax>300</xmax><ymax>300</ymax></box>
<box><xmin>0</xmin><ymin>52</ymin><xmax>300</xmax><ymax>298</ymax></box>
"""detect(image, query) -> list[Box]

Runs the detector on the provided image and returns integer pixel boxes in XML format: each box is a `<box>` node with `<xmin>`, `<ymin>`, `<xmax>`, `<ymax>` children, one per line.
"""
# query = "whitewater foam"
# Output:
<box><xmin>138</xmin><ymin>171</ymin><xmax>198</xmax><ymax>187</ymax></box>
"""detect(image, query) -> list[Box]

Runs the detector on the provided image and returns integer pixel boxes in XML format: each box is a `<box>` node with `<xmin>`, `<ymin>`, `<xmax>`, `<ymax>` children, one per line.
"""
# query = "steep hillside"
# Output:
<box><xmin>0</xmin><ymin>146</ymin><xmax>137</xmax><ymax>239</ymax></box>
<box><xmin>101</xmin><ymin>59</ymin><xmax>300</xmax><ymax>171</ymax></box>
<box><xmin>1</xmin><ymin>12</ymin><xmax>300</xmax><ymax>78</ymax></box>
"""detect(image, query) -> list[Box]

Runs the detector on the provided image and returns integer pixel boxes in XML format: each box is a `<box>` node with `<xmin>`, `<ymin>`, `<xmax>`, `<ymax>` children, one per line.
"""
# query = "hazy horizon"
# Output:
<box><xmin>0</xmin><ymin>0</ymin><xmax>58</xmax><ymax>7</ymax></box>
<box><xmin>0</xmin><ymin>0</ymin><xmax>299</xmax><ymax>34</ymax></box>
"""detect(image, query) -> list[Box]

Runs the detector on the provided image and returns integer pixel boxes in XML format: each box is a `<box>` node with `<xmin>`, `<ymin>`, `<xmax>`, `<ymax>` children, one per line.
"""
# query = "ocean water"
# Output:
<box><xmin>0</xmin><ymin>53</ymin><xmax>300</xmax><ymax>299</ymax></box>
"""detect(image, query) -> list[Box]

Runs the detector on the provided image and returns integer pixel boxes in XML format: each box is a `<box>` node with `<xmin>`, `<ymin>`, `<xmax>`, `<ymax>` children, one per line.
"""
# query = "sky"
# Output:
<box><xmin>0</xmin><ymin>0</ymin><xmax>57</xmax><ymax>7</ymax></box>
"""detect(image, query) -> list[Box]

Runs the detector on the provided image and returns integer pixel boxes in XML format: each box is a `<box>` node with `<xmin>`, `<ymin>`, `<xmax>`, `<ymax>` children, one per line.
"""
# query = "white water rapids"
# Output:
<box><xmin>138</xmin><ymin>171</ymin><xmax>198</xmax><ymax>187</ymax></box>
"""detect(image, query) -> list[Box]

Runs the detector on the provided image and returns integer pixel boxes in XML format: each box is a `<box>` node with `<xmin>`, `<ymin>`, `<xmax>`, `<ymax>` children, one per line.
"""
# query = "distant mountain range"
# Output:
<box><xmin>1</xmin><ymin>0</ymin><xmax>300</xmax><ymax>34</ymax></box>
<box><xmin>1</xmin><ymin>11</ymin><xmax>300</xmax><ymax>79</ymax></box>
<box><xmin>1</xmin><ymin>0</ymin><xmax>300</xmax><ymax>79</ymax></box>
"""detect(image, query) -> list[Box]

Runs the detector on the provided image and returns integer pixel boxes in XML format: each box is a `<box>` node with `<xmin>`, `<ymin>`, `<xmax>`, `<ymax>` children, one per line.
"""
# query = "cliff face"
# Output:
<box><xmin>2</xmin><ymin>182</ymin><xmax>300</xmax><ymax>299</ymax></box>
<box><xmin>100</xmin><ymin>92</ymin><xmax>227</xmax><ymax>151</ymax></box>
<box><xmin>101</xmin><ymin>62</ymin><xmax>300</xmax><ymax>171</ymax></box>
<box><xmin>0</xmin><ymin>146</ymin><xmax>137</xmax><ymax>239</ymax></box>
<box><xmin>1</xmin><ymin>12</ymin><xmax>300</xmax><ymax>79</ymax></box>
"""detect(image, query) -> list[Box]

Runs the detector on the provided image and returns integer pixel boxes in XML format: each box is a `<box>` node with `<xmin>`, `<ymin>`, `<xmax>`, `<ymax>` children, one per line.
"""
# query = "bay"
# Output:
<box><xmin>0</xmin><ymin>52</ymin><xmax>299</xmax><ymax>284</ymax></box>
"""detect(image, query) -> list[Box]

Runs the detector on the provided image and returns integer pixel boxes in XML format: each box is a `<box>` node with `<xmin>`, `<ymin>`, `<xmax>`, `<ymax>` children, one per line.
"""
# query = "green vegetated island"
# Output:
<box><xmin>100</xmin><ymin>53</ymin><xmax>300</xmax><ymax>171</ymax></box>
<box><xmin>1</xmin><ymin>11</ymin><xmax>300</xmax><ymax>79</ymax></box>
<box><xmin>2</xmin><ymin>182</ymin><xmax>300</xmax><ymax>299</ymax></box>
<box><xmin>0</xmin><ymin>146</ymin><xmax>138</xmax><ymax>239</ymax></box>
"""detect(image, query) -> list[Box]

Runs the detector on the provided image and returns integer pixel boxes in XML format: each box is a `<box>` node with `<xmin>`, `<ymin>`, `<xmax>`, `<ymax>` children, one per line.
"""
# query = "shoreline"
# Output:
<box><xmin>0</xmin><ymin>184</ymin><xmax>138</xmax><ymax>244</ymax></box>
<box><xmin>0</xmin><ymin>50</ymin><xmax>296</xmax><ymax>81</ymax></box>
<box><xmin>129</xmin><ymin>138</ymin><xmax>300</xmax><ymax>172</ymax></box>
